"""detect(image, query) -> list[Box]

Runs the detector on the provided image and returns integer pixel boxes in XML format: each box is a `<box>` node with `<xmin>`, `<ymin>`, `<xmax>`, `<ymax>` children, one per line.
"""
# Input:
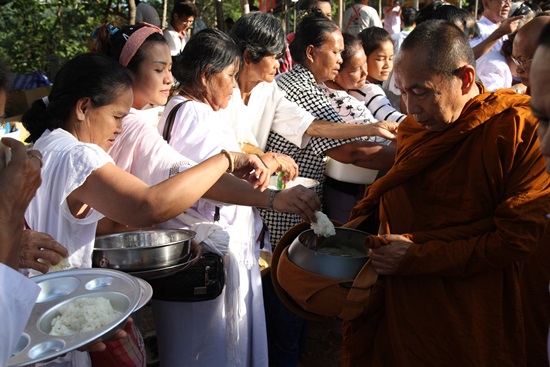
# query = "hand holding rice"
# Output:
<box><xmin>311</xmin><ymin>211</ymin><xmax>336</xmax><ymax>237</ymax></box>
<box><xmin>49</xmin><ymin>296</ymin><xmax>122</xmax><ymax>336</ymax></box>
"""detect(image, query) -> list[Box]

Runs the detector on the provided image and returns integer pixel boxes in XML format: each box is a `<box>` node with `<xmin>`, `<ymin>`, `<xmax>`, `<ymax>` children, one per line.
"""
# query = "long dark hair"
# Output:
<box><xmin>172</xmin><ymin>28</ymin><xmax>240</xmax><ymax>101</ymax></box>
<box><xmin>22</xmin><ymin>53</ymin><xmax>133</xmax><ymax>143</ymax></box>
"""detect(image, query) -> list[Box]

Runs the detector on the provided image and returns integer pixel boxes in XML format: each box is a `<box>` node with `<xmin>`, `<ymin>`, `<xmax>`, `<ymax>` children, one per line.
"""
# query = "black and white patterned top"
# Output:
<box><xmin>260</xmin><ymin>64</ymin><xmax>359</xmax><ymax>248</ymax></box>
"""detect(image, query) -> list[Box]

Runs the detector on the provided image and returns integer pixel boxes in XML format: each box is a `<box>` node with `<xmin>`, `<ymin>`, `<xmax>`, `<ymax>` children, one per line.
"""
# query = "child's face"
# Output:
<box><xmin>366</xmin><ymin>40</ymin><xmax>394</xmax><ymax>84</ymax></box>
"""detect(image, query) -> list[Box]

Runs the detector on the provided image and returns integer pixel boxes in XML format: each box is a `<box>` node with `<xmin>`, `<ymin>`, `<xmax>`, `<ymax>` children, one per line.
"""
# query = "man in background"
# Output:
<box><xmin>343</xmin><ymin>0</ymin><xmax>382</xmax><ymax>36</ymax></box>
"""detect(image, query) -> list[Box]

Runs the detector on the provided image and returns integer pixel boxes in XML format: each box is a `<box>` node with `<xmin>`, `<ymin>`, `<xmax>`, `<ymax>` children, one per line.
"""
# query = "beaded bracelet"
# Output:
<box><xmin>220</xmin><ymin>149</ymin><xmax>234</xmax><ymax>173</ymax></box>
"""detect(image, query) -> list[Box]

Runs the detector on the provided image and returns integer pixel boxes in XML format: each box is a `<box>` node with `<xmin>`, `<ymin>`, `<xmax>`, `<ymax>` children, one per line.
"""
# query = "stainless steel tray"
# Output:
<box><xmin>8</xmin><ymin>268</ymin><xmax>142</xmax><ymax>367</ymax></box>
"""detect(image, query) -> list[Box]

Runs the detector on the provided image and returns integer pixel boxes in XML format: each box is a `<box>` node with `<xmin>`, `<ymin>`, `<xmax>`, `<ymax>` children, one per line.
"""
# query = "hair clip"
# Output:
<box><xmin>108</xmin><ymin>24</ymin><xmax>119</xmax><ymax>36</ymax></box>
<box><xmin>91</xmin><ymin>26</ymin><xmax>100</xmax><ymax>40</ymax></box>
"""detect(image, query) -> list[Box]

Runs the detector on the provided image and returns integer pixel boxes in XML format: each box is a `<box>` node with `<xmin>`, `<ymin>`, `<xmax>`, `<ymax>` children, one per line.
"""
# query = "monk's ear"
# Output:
<box><xmin>456</xmin><ymin>65</ymin><xmax>476</xmax><ymax>95</ymax></box>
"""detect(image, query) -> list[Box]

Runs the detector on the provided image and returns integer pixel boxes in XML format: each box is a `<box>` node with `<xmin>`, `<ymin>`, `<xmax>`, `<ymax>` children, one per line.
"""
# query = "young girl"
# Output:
<box><xmin>350</xmin><ymin>27</ymin><xmax>406</xmax><ymax>122</ymax></box>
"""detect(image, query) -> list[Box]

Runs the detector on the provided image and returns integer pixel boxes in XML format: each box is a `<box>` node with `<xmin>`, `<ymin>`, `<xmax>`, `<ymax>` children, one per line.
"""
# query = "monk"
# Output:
<box><xmin>525</xmin><ymin>22</ymin><xmax>550</xmax><ymax>367</ymax></box>
<box><xmin>512</xmin><ymin>15</ymin><xmax>550</xmax><ymax>92</ymax></box>
<box><xmin>344</xmin><ymin>20</ymin><xmax>550</xmax><ymax>367</ymax></box>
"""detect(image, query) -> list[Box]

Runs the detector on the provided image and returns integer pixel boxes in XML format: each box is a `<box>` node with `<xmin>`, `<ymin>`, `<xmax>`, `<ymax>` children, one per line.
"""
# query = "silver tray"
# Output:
<box><xmin>8</xmin><ymin>268</ymin><xmax>142</xmax><ymax>367</ymax></box>
<box><xmin>135</xmin><ymin>277</ymin><xmax>153</xmax><ymax>310</ymax></box>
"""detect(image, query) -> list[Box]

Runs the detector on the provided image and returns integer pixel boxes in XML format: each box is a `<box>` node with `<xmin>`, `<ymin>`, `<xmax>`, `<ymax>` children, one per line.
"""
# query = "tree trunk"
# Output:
<box><xmin>162</xmin><ymin>0</ymin><xmax>168</xmax><ymax>28</ymax></box>
<box><xmin>128</xmin><ymin>0</ymin><xmax>136</xmax><ymax>25</ymax></box>
<box><xmin>240</xmin><ymin>0</ymin><xmax>250</xmax><ymax>15</ymax></box>
<box><xmin>215</xmin><ymin>0</ymin><xmax>223</xmax><ymax>30</ymax></box>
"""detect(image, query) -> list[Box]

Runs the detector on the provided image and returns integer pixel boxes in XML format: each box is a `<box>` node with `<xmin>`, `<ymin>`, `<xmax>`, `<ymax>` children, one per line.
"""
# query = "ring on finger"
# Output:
<box><xmin>27</xmin><ymin>152</ymin><xmax>43</xmax><ymax>168</ymax></box>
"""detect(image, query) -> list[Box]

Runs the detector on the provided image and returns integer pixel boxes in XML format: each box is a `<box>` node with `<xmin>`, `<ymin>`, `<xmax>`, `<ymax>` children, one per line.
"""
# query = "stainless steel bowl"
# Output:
<box><xmin>287</xmin><ymin>228</ymin><xmax>370</xmax><ymax>279</ymax></box>
<box><xmin>93</xmin><ymin>229</ymin><xmax>195</xmax><ymax>271</ymax></box>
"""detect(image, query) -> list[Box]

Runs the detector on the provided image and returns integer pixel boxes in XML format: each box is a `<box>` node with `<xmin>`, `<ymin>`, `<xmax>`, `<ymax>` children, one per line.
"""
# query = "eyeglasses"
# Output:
<box><xmin>511</xmin><ymin>56</ymin><xmax>533</xmax><ymax>71</ymax></box>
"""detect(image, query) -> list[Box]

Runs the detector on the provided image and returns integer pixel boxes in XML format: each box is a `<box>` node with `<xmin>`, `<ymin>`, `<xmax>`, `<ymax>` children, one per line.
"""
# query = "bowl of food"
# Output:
<box><xmin>93</xmin><ymin>229</ymin><xmax>195</xmax><ymax>272</ymax></box>
<box><xmin>287</xmin><ymin>227</ymin><xmax>371</xmax><ymax>279</ymax></box>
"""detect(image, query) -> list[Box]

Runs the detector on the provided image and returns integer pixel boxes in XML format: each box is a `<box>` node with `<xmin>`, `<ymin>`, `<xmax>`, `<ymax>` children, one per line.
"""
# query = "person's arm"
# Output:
<box><xmin>324</xmin><ymin>140</ymin><xmax>396</xmax><ymax>170</ymax></box>
<box><xmin>471</xmin><ymin>16</ymin><xmax>523</xmax><ymax>60</ymax></box>
<box><xmin>306</xmin><ymin>119</ymin><xmax>398</xmax><ymax>141</ymax></box>
<box><xmin>68</xmin><ymin>151</ymin><xmax>270</xmax><ymax>228</ymax></box>
<box><xmin>203</xmin><ymin>173</ymin><xmax>321</xmax><ymax>223</ymax></box>
<box><xmin>0</xmin><ymin>138</ymin><xmax>42</xmax><ymax>269</ymax></box>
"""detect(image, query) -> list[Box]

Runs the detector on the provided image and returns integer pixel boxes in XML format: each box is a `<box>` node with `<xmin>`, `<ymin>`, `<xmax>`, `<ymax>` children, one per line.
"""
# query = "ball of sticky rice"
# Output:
<box><xmin>38</xmin><ymin>256</ymin><xmax>72</xmax><ymax>273</ymax></box>
<box><xmin>49</xmin><ymin>296</ymin><xmax>122</xmax><ymax>336</ymax></box>
<box><xmin>49</xmin><ymin>257</ymin><xmax>71</xmax><ymax>272</ymax></box>
<box><xmin>311</xmin><ymin>211</ymin><xmax>336</xmax><ymax>237</ymax></box>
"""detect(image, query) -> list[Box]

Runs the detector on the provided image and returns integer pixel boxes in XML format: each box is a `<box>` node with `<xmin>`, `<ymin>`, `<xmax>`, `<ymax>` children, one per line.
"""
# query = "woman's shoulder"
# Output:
<box><xmin>36</xmin><ymin>129</ymin><xmax>112</xmax><ymax>170</ymax></box>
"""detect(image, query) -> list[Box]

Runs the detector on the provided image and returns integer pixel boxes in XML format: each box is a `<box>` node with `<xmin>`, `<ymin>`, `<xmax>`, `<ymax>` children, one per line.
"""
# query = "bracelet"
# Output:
<box><xmin>220</xmin><ymin>149</ymin><xmax>234</xmax><ymax>173</ymax></box>
<box><xmin>269</xmin><ymin>189</ymin><xmax>280</xmax><ymax>211</ymax></box>
<box><xmin>255</xmin><ymin>154</ymin><xmax>270</xmax><ymax>170</ymax></box>
<box><xmin>272</xmin><ymin>154</ymin><xmax>283</xmax><ymax>171</ymax></box>
<box><xmin>513</xmin><ymin>85</ymin><xmax>523</xmax><ymax>94</ymax></box>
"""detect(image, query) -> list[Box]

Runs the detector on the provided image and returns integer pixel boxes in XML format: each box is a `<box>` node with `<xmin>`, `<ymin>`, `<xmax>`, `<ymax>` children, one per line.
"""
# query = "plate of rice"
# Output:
<box><xmin>8</xmin><ymin>268</ymin><xmax>142</xmax><ymax>367</ymax></box>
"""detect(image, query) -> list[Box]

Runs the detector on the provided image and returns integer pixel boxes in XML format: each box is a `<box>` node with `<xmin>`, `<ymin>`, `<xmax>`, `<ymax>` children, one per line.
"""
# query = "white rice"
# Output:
<box><xmin>49</xmin><ymin>296</ymin><xmax>122</xmax><ymax>336</ymax></box>
<box><xmin>49</xmin><ymin>257</ymin><xmax>71</xmax><ymax>272</ymax></box>
<box><xmin>311</xmin><ymin>211</ymin><xmax>336</xmax><ymax>237</ymax></box>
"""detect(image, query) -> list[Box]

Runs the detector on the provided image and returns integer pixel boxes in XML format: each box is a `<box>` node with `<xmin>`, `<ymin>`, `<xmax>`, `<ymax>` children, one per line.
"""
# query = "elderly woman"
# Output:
<box><xmin>154</xmin><ymin>28</ymin><xmax>308</xmax><ymax>366</ymax></box>
<box><xmin>259</xmin><ymin>12</ymin><xmax>395</xmax><ymax>249</ymax></box>
<box><xmin>318</xmin><ymin>33</ymin><xmax>397</xmax><ymax>222</ymax></box>
<box><xmin>21</xmin><ymin>53</ymin><xmax>273</xmax><ymax>367</ymax></box>
<box><xmin>237</xmin><ymin>11</ymin><xmax>396</xmax><ymax>366</ymax></box>
<box><xmin>223</xmin><ymin>11</ymin><xmax>398</xmax><ymax>154</ymax></box>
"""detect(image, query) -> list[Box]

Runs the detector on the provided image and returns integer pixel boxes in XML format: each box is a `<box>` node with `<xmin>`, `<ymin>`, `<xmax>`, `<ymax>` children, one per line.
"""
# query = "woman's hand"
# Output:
<box><xmin>272</xmin><ymin>185</ymin><xmax>321</xmax><ymax>223</ymax></box>
<box><xmin>19</xmin><ymin>230</ymin><xmax>69</xmax><ymax>274</ymax></box>
<box><xmin>368</xmin><ymin>121</ymin><xmax>399</xmax><ymax>140</ymax></box>
<box><xmin>78</xmin><ymin>317</ymin><xmax>133</xmax><ymax>353</ymax></box>
<box><xmin>231</xmin><ymin>152</ymin><xmax>271</xmax><ymax>191</ymax></box>
<box><xmin>260</xmin><ymin>153</ymin><xmax>299</xmax><ymax>182</ymax></box>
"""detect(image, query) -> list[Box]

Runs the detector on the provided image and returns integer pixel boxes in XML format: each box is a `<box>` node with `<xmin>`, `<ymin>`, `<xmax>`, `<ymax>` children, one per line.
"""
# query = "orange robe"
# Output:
<box><xmin>346</xmin><ymin>87</ymin><xmax>550</xmax><ymax>367</ymax></box>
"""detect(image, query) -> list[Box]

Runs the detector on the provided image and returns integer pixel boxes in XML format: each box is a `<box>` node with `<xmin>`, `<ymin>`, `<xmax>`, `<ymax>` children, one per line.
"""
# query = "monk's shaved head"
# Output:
<box><xmin>396</xmin><ymin>19</ymin><xmax>475</xmax><ymax>77</ymax></box>
<box><xmin>512</xmin><ymin>15</ymin><xmax>550</xmax><ymax>86</ymax></box>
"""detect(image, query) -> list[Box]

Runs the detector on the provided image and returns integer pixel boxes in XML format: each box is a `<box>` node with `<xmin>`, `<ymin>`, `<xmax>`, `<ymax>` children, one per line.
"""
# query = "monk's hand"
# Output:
<box><xmin>368</xmin><ymin>121</ymin><xmax>398</xmax><ymax>141</ymax></box>
<box><xmin>369</xmin><ymin>234</ymin><xmax>413</xmax><ymax>274</ymax></box>
<box><xmin>19</xmin><ymin>229</ymin><xmax>69</xmax><ymax>273</ymax></box>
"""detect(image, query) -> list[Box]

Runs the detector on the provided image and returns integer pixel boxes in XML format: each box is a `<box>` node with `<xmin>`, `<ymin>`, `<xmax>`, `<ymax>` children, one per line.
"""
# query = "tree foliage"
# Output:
<box><xmin>0</xmin><ymin>0</ymin><xmax>252</xmax><ymax>78</ymax></box>
<box><xmin>0</xmin><ymin>0</ymin><xmax>128</xmax><ymax>77</ymax></box>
